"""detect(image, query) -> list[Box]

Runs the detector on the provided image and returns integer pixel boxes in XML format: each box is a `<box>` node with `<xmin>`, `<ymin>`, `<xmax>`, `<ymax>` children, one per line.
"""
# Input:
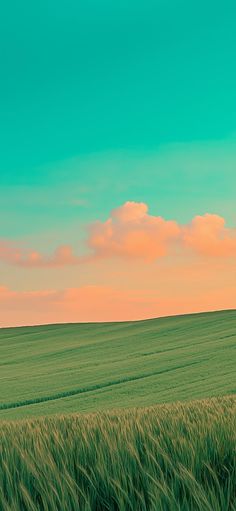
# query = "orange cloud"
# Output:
<box><xmin>1</xmin><ymin>203</ymin><xmax>236</xmax><ymax>268</ymax></box>
<box><xmin>89</xmin><ymin>204</ymin><xmax>236</xmax><ymax>260</ymax></box>
<box><xmin>88</xmin><ymin>201</ymin><xmax>180</xmax><ymax>261</ymax></box>
<box><xmin>183</xmin><ymin>214</ymin><xmax>236</xmax><ymax>256</ymax></box>
<box><xmin>0</xmin><ymin>242</ymin><xmax>87</xmax><ymax>268</ymax></box>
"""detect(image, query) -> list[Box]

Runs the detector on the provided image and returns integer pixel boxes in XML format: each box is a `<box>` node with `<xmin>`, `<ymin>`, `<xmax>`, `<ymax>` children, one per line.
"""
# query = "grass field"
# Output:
<box><xmin>0</xmin><ymin>310</ymin><xmax>236</xmax><ymax>420</ymax></box>
<box><xmin>0</xmin><ymin>396</ymin><xmax>236</xmax><ymax>510</ymax></box>
<box><xmin>1</xmin><ymin>310</ymin><xmax>236</xmax><ymax>509</ymax></box>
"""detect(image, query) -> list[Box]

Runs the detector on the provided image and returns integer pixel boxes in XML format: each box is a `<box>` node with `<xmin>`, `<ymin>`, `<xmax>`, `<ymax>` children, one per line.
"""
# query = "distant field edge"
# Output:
<box><xmin>1</xmin><ymin>307</ymin><xmax>236</xmax><ymax>331</ymax></box>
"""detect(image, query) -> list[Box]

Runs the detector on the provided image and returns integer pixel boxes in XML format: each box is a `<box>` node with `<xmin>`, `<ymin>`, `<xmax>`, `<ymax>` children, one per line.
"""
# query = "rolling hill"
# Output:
<box><xmin>0</xmin><ymin>309</ymin><xmax>236</xmax><ymax>420</ymax></box>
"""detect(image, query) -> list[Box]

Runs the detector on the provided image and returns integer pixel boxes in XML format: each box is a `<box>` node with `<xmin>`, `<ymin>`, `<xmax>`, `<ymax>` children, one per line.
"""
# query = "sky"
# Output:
<box><xmin>0</xmin><ymin>0</ymin><xmax>236</xmax><ymax>326</ymax></box>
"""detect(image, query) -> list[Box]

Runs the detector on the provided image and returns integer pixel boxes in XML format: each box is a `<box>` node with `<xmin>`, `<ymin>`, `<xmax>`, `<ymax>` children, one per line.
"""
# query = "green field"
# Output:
<box><xmin>0</xmin><ymin>396</ymin><xmax>236</xmax><ymax>510</ymax></box>
<box><xmin>0</xmin><ymin>309</ymin><xmax>236</xmax><ymax>420</ymax></box>
<box><xmin>1</xmin><ymin>310</ymin><xmax>236</xmax><ymax>510</ymax></box>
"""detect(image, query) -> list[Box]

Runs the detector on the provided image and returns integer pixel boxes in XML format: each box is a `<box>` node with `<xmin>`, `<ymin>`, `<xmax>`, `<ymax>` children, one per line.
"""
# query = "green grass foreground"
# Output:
<box><xmin>0</xmin><ymin>396</ymin><xmax>236</xmax><ymax>510</ymax></box>
<box><xmin>1</xmin><ymin>310</ymin><xmax>236</xmax><ymax>419</ymax></box>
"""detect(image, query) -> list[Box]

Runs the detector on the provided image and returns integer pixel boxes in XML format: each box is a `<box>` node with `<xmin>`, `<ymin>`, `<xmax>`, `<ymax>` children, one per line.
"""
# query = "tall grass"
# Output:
<box><xmin>0</xmin><ymin>395</ymin><xmax>235</xmax><ymax>510</ymax></box>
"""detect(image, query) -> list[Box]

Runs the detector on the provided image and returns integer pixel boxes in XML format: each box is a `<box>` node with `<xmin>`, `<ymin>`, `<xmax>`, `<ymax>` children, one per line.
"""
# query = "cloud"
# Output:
<box><xmin>88</xmin><ymin>202</ymin><xmax>180</xmax><ymax>261</ymax></box>
<box><xmin>0</xmin><ymin>242</ymin><xmax>87</xmax><ymax>268</ymax></box>
<box><xmin>183</xmin><ymin>214</ymin><xmax>236</xmax><ymax>257</ymax></box>
<box><xmin>0</xmin><ymin>202</ymin><xmax>236</xmax><ymax>268</ymax></box>
<box><xmin>88</xmin><ymin>203</ymin><xmax>236</xmax><ymax>261</ymax></box>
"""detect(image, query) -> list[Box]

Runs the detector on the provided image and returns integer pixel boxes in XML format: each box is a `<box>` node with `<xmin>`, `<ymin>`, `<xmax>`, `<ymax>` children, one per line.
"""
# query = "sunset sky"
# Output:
<box><xmin>0</xmin><ymin>0</ymin><xmax>236</xmax><ymax>326</ymax></box>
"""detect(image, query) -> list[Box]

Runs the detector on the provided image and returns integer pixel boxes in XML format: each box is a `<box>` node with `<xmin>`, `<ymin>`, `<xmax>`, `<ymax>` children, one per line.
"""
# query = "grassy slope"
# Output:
<box><xmin>0</xmin><ymin>396</ymin><xmax>236</xmax><ymax>510</ymax></box>
<box><xmin>0</xmin><ymin>310</ymin><xmax>236</xmax><ymax>420</ymax></box>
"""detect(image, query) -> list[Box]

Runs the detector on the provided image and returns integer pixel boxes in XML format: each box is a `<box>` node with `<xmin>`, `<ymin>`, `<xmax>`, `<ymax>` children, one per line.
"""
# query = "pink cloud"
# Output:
<box><xmin>88</xmin><ymin>202</ymin><xmax>180</xmax><ymax>261</ymax></box>
<box><xmin>88</xmin><ymin>204</ymin><xmax>236</xmax><ymax>261</ymax></box>
<box><xmin>0</xmin><ymin>203</ymin><xmax>236</xmax><ymax>268</ymax></box>
<box><xmin>0</xmin><ymin>242</ymin><xmax>86</xmax><ymax>268</ymax></box>
<box><xmin>183</xmin><ymin>214</ymin><xmax>236</xmax><ymax>256</ymax></box>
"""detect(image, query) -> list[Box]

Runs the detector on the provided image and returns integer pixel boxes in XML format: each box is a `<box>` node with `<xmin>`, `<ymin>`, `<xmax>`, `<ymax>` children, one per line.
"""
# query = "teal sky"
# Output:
<box><xmin>1</xmin><ymin>0</ymin><xmax>236</xmax><ymax>241</ymax></box>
